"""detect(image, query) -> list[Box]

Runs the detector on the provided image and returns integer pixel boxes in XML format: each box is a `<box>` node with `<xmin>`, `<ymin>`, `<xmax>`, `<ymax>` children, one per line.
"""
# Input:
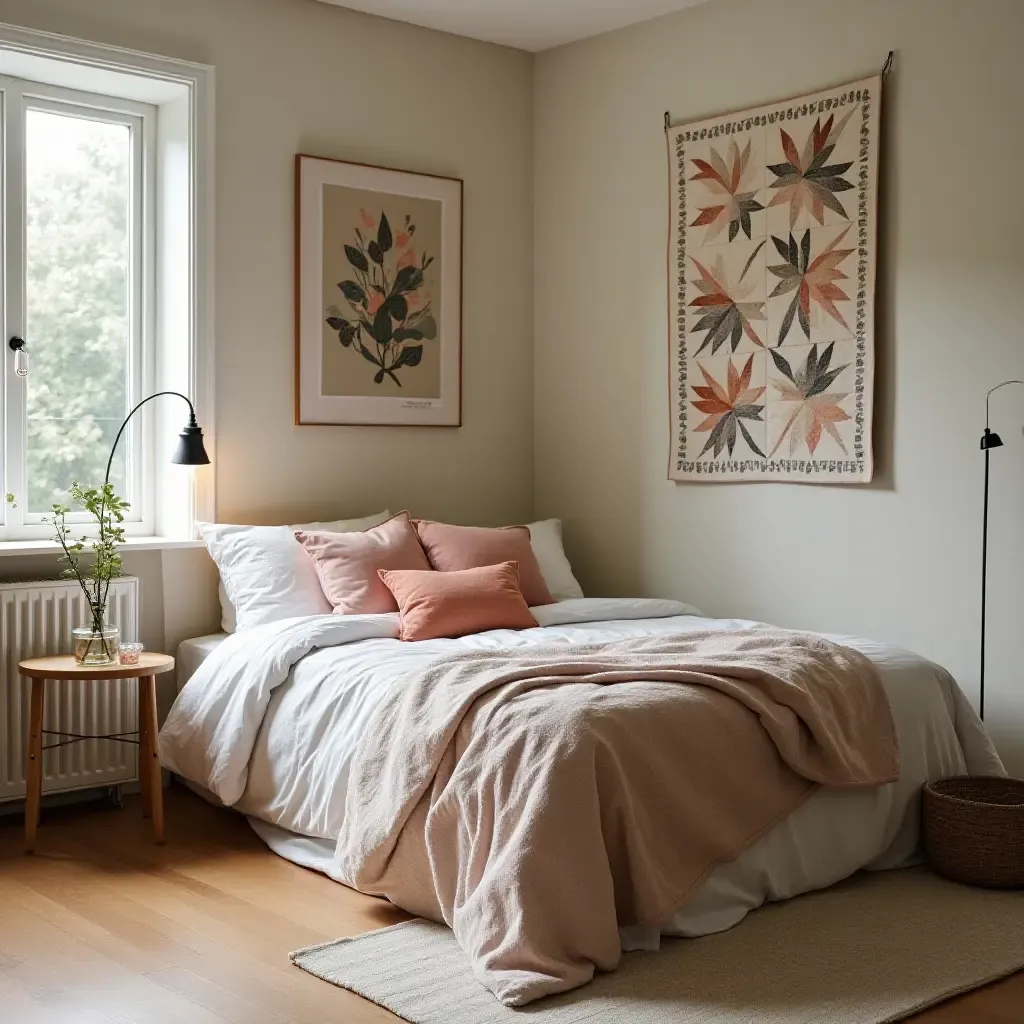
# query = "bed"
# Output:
<box><xmin>163</xmin><ymin>596</ymin><xmax>1003</xmax><ymax>1003</ymax></box>
<box><xmin>176</xmin><ymin>633</ymin><xmax>228</xmax><ymax>691</ymax></box>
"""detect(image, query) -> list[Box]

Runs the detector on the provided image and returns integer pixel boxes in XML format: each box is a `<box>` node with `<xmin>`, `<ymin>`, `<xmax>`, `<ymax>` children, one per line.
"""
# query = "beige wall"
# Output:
<box><xmin>534</xmin><ymin>0</ymin><xmax>1024</xmax><ymax>770</ymax></box>
<box><xmin>0</xmin><ymin>0</ymin><xmax>535</xmax><ymax>668</ymax></box>
<box><xmin>1</xmin><ymin>0</ymin><xmax>1021</xmax><ymax>768</ymax></box>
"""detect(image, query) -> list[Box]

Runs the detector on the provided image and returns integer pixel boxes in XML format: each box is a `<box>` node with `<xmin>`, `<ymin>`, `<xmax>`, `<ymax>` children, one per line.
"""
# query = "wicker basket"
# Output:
<box><xmin>923</xmin><ymin>776</ymin><xmax>1024</xmax><ymax>889</ymax></box>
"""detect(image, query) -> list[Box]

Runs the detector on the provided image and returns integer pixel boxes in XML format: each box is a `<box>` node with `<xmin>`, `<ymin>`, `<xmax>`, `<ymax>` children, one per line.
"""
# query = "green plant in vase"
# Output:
<box><xmin>50</xmin><ymin>482</ymin><xmax>130</xmax><ymax>664</ymax></box>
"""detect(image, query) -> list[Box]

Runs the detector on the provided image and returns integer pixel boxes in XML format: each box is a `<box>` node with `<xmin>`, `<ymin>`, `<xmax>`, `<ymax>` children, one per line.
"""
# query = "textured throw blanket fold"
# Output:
<box><xmin>333</xmin><ymin>629</ymin><xmax>900</xmax><ymax>1006</ymax></box>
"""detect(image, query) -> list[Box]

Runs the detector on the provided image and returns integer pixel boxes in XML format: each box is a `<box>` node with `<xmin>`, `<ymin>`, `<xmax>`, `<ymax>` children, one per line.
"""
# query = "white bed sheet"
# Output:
<box><xmin>176</xmin><ymin>633</ymin><xmax>229</xmax><ymax>692</ymax></box>
<box><xmin>163</xmin><ymin>599</ymin><xmax>1002</xmax><ymax>949</ymax></box>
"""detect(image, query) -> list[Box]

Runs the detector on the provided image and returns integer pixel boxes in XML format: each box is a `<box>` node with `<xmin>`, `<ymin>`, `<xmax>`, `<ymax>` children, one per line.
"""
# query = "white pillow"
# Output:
<box><xmin>201</xmin><ymin>511</ymin><xmax>391</xmax><ymax>632</ymax></box>
<box><xmin>527</xmin><ymin>519</ymin><xmax>583</xmax><ymax>601</ymax></box>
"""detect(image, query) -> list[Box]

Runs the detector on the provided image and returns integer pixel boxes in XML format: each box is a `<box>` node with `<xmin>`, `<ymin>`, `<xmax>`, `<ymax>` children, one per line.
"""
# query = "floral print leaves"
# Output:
<box><xmin>690</xmin><ymin>140</ymin><xmax>765</xmax><ymax>242</ymax></box>
<box><xmin>767</xmin><ymin>110</ymin><xmax>855</xmax><ymax>227</ymax></box>
<box><xmin>689</xmin><ymin>241</ymin><xmax>767</xmax><ymax>355</ymax></box>
<box><xmin>326</xmin><ymin>210</ymin><xmax>435</xmax><ymax>386</ymax></box>
<box><xmin>767</xmin><ymin>227</ymin><xmax>853</xmax><ymax>345</ymax></box>
<box><xmin>768</xmin><ymin>342</ymin><xmax>851</xmax><ymax>456</ymax></box>
<box><xmin>344</xmin><ymin>244</ymin><xmax>369</xmax><ymax>274</ymax></box>
<box><xmin>692</xmin><ymin>354</ymin><xmax>767</xmax><ymax>459</ymax></box>
<box><xmin>367</xmin><ymin>213</ymin><xmax>394</xmax><ymax>266</ymax></box>
<box><xmin>325</xmin><ymin>315</ymin><xmax>357</xmax><ymax>347</ymax></box>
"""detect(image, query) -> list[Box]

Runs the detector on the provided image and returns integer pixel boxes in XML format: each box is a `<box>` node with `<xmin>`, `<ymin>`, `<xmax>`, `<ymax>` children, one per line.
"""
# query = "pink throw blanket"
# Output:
<box><xmin>334</xmin><ymin>629</ymin><xmax>900</xmax><ymax>1005</ymax></box>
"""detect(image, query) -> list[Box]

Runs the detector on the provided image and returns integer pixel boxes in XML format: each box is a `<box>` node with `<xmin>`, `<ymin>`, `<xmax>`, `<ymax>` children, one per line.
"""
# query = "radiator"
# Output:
<box><xmin>0</xmin><ymin>577</ymin><xmax>140</xmax><ymax>803</ymax></box>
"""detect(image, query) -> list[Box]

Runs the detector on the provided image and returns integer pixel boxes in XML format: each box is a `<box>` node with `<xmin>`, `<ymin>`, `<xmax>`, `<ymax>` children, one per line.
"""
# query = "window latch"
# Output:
<box><xmin>8</xmin><ymin>337</ymin><xmax>28</xmax><ymax>377</ymax></box>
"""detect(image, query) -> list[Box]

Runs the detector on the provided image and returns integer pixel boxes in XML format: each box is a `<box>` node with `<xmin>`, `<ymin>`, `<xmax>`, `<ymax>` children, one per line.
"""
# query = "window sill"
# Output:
<box><xmin>0</xmin><ymin>536</ymin><xmax>206</xmax><ymax>557</ymax></box>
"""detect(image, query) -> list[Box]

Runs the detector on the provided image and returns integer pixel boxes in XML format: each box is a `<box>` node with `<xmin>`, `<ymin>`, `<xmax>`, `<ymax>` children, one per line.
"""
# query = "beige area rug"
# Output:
<box><xmin>290</xmin><ymin>869</ymin><xmax>1024</xmax><ymax>1023</ymax></box>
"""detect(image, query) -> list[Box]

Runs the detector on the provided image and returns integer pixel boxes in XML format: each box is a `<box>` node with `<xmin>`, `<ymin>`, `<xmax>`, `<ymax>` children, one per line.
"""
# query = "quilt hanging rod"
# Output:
<box><xmin>663</xmin><ymin>50</ymin><xmax>895</xmax><ymax>132</ymax></box>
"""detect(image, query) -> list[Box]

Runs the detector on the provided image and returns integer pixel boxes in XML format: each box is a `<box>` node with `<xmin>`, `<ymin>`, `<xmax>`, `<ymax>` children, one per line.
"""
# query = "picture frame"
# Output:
<box><xmin>295</xmin><ymin>154</ymin><xmax>463</xmax><ymax>425</ymax></box>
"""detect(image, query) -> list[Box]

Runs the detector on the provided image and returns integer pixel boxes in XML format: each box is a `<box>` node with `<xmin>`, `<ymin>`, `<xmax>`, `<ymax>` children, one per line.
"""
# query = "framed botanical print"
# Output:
<box><xmin>295</xmin><ymin>155</ymin><xmax>462</xmax><ymax>425</ymax></box>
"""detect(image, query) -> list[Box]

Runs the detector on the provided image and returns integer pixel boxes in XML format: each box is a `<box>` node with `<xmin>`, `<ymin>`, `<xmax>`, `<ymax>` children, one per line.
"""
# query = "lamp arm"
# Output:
<box><xmin>103</xmin><ymin>391</ymin><xmax>197</xmax><ymax>488</ymax></box>
<box><xmin>985</xmin><ymin>380</ymin><xmax>1024</xmax><ymax>430</ymax></box>
<box><xmin>93</xmin><ymin>390</ymin><xmax>196</xmax><ymax>625</ymax></box>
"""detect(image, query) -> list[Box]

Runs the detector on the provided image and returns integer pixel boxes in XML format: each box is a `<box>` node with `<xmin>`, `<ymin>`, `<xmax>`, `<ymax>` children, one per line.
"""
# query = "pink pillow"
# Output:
<box><xmin>378</xmin><ymin>561</ymin><xmax>538</xmax><ymax>641</ymax></box>
<box><xmin>413</xmin><ymin>520</ymin><xmax>554</xmax><ymax>607</ymax></box>
<box><xmin>296</xmin><ymin>511</ymin><xmax>431</xmax><ymax>615</ymax></box>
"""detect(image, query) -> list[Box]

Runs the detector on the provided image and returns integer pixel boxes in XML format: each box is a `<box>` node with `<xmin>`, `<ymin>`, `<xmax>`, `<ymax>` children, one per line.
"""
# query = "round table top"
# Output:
<box><xmin>18</xmin><ymin>652</ymin><xmax>175</xmax><ymax>680</ymax></box>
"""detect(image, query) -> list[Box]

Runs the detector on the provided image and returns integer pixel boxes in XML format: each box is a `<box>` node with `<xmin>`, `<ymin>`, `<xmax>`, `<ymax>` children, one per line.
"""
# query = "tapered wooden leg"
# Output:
<box><xmin>138</xmin><ymin>678</ymin><xmax>152</xmax><ymax>819</ymax></box>
<box><xmin>140</xmin><ymin>675</ymin><xmax>164</xmax><ymax>843</ymax></box>
<box><xmin>24</xmin><ymin>678</ymin><xmax>45</xmax><ymax>854</ymax></box>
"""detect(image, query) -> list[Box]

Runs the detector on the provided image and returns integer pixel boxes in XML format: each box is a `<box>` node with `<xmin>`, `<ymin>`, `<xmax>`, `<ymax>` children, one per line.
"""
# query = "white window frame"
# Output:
<box><xmin>1</xmin><ymin>78</ymin><xmax>156</xmax><ymax>532</ymax></box>
<box><xmin>0</xmin><ymin>22</ymin><xmax>215</xmax><ymax>548</ymax></box>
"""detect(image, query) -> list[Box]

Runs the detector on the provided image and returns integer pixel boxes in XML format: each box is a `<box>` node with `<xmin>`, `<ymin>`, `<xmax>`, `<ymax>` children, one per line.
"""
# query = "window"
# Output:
<box><xmin>3</xmin><ymin>79</ymin><xmax>155</xmax><ymax>529</ymax></box>
<box><xmin>0</xmin><ymin>26</ymin><xmax>215</xmax><ymax>544</ymax></box>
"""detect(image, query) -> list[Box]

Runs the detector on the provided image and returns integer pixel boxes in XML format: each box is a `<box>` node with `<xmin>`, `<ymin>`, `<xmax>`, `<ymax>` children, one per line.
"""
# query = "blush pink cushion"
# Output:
<box><xmin>378</xmin><ymin>561</ymin><xmax>538</xmax><ymax>641</ymax></box>
<box><xmin>413</xmin><ymin>521</ymin><xmax>554</xmax><ymax>607</ymax></box>
<box><xmin>296</xmin><ymin>511</ymin><xmax>431</xmax><ymax>615</ymax></box>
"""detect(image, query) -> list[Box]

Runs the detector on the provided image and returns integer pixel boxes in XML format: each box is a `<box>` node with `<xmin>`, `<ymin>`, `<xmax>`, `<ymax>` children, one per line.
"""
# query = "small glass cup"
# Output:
<box><xmin>118</xmin><ymin>642</ymin><xmax>144</xmax><ymax>666</ymax></box>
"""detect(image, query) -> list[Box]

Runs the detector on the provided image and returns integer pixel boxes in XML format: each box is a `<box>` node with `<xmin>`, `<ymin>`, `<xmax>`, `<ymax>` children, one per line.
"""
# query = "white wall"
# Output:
<box><xmin>534</xmin><ymin>0</ymin><xmax>1024</xmax><ymax>770</ymax></box>
<box><xmin>0</xmin><ymin>0</ymin><xmax>535</xmax><ymax>671</ymax></box>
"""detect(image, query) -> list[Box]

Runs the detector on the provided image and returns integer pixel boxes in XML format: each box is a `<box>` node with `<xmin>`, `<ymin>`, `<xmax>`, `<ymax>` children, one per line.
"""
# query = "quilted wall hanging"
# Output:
<box><xmin>667</xmin><ymin>74</ymin><xmax>881</xmax><ymax>482</ymax></box>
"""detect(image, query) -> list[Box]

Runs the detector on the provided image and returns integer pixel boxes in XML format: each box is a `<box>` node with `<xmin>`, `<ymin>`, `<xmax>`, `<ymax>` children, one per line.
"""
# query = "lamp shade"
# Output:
<box><xmin>171</xmin><ymin>416</ymin><xmax>211</xmax><ymax>466</ymax></box>
<box><xmin>980</xmin><ymin>428</ymin><xmax>1004</xmax><ymax>451</ymax></box>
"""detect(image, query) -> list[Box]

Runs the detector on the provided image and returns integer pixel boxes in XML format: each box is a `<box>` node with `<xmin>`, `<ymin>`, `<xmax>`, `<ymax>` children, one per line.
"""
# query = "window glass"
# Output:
<box><xmin>25</xmin><ymin>108</ymin><xmax>131</xmax><ymax>513</ymax></box>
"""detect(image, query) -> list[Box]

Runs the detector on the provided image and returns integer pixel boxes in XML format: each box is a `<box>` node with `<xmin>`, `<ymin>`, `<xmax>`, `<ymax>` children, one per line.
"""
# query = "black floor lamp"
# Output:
<box><xmin>979</xmin><ymin>379</ymin><xmax>1023</xmax><ymax>721</ymax></box>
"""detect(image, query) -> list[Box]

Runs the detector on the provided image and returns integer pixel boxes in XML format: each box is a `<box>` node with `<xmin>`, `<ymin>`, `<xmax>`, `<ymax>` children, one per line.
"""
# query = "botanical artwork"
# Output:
<box><xmin>321</xmin><ymin>188</ymin><xmax>441</xmax><ymax>399</ymax></box>
<box><xmin>667</xmin><ymin>76</ymin><xmax>880</xmax><ymax>482</ymax></box>
<box><xmin>296</xmin><ymin>156</ymin><xmax>462</xmax><ymax>426</ymax></box>
<box><xmin>325</xmin><ymin>204</ymin><xmax>436</xmax><ymax>390</ymax></box>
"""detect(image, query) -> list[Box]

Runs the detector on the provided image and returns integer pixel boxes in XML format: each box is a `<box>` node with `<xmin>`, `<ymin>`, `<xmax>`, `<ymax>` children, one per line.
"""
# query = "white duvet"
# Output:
<box><xmin>159</xmin><ymin>598</ymin><xmax>1003</xmax><ymax>946</ymax></box>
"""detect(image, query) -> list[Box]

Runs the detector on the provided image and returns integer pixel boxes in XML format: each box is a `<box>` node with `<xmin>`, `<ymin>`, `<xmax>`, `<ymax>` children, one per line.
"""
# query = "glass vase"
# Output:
<box><xmin>72</xmin><ymin>624</ymin><xmax>121</xmax><ymax>666</ymax></box>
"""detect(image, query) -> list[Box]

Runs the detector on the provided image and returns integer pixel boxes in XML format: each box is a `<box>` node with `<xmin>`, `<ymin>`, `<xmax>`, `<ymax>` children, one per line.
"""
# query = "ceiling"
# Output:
<box><xmin>314</xmin><ymin>0</ymin><xmax>712</xmax><ymax>52</ymax></box>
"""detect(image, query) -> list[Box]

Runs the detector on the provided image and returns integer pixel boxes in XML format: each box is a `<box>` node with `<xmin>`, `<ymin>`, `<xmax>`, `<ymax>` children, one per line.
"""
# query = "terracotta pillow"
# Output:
<box><xmin>378</xmin><ymin>561</ymin><xmax>538</xmax><ymax>641</ymax></box>
<box><xmin>413</xmin><ymin>520</ymin><xmax>554</xmax><ymax>606</ymax></box>
<box><xmin>295</xmin><ymin>511</ymin><xmax>430</xmax><ymax>615</ymax></box>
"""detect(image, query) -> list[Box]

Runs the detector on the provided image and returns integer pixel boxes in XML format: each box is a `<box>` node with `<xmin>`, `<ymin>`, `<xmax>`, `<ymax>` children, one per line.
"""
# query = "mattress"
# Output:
<box><xmin>176</xmin><ymin>633</ymin><xmax>229</xmax><ymax>693</ymax></box>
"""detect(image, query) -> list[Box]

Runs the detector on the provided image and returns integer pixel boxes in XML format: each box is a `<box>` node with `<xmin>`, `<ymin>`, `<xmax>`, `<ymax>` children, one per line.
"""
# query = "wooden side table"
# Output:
<box><xmin>18</xmin><ymin>652</ymin><xmax>176</xmax><ymax>853</ymax></box>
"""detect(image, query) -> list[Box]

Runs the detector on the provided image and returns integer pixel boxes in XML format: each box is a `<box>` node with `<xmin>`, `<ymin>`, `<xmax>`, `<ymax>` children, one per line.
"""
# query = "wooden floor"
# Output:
<box><xmin>0</xmin><ymin>785</ymin><xmax>1021</xmax><ymax>1023</ymax></box>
